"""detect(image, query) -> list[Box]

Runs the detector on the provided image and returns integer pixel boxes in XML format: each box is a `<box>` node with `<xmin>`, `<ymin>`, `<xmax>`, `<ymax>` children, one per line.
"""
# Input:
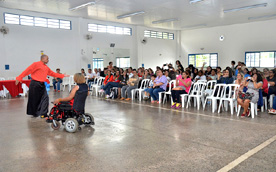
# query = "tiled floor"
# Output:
<box><xmin>0</xmin><ymin>90</ymin><xmax>276</xmax><ymax>172</ymax></box>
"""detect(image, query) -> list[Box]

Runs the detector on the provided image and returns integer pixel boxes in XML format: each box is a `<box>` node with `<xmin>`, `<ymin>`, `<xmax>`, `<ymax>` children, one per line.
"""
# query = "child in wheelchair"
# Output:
<box><xmin>46</xmin><ymin>73</ymin><xmax>94</xmax><ymax>132</ymax></box>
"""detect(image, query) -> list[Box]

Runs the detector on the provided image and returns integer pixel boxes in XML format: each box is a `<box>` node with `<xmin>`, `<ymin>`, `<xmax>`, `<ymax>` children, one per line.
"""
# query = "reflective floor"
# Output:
<box><xmin>0</xmin><ymin>90</ymin><xmax>276</xmax><ymax>172</ymax></box>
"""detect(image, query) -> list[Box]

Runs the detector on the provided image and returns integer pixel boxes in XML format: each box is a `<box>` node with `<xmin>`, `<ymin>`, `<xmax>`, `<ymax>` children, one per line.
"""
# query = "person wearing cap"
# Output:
<box><xmin>16</xmin><ymin>55</ymin><xmax>69</xmax><ymax>117</ymax></box>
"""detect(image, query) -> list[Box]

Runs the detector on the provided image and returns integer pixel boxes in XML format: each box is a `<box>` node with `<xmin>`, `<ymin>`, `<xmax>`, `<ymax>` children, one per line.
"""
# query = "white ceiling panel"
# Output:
<box><xmin>0</xmin><ymin>0</ymin><xmax>276</xmax><ymax>30</ymax></box>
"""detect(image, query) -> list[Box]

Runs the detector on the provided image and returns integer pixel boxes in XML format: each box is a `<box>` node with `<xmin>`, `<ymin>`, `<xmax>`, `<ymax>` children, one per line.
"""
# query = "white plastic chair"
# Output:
<box><xmin>68</xmin><ymin>75</ymin><xmax>76</xmax><ymax>92</ymax></box>
<box><xmin>218</xmin><ymin>84</ymin><xmax>240</xmax><ymax>115</ymax></box>
<box><xmin>179</xmin><ymin>82</ymin><xmax>194</xmax><ymax>108</ymax></box>
<box><xmin>237</xmin><ymin>102</ymin><xmax>258</xmax><ymax>118</ymax></box>
<box><xmin>204</xmin><ymin>80</ymin><xmax>217</xmax><ymax>97</ymax></box>
<box><xmin>196</xmin><ymin>80</ymin><xmax>207</xmax><ymax>83</ymax></box>
<box><xmin>93</xmin><ymin>77</ymin><xmax>104</xmax><ymax>96</ymax></box>
<box><xmin>161</xmin><ymin>80</ymin><xmax>176</xmax><ymax>104</ymax></box>
<box><xmin>62</xmin><ymin>77</ymin><xmax>70</xmax><ymax>91</ymax></box>
<box><xmin>203</xmin><ymin>84</ymin><xmax>226</xmax><ymax>113</ymax></box>
<box><xmin>131</xmin><ymin>79</ymin><xmax>150</xmax><ymax>101</ymax></box>
<box><xmin>261</xmin><ymin>96</ymin><xmax>268</xmax><ymax>112</ymax></box>
<box><xmin>186</xmin><ymin>82</ymin><xmax>206</xmax><ymax>110</ymax></box>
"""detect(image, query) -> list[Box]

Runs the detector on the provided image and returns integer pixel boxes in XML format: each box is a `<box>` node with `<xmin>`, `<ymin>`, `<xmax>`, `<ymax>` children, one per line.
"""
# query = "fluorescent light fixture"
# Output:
<box><xmin>190</xmin><ymin>0</ymin><xmax>204</xmax><ymax>4</ymax></box>
<box><xmin>117</xmin><ymin>11</ymin><xmax>145</xmax><ymax>19</ymax></box>
<box><xmin>248</xmin><ymin>14</ymin><xmax>276</xmax><ymax>20</ymax></box>
<box><xmin>182</xmin><ymin>24</ymin><xmax>207</xmax><ymax>28</ymax></box>
<box><xmin>223</xmin><ymin>3</ymin><xmax>267</xmax><ymax>13</ymax></box>
<box><xmin>69</xmin><ymin>1</ymin><xmax>95</xmax><ymax>11</ymax></box>
<box><xmin>152</xmin><ymin>18</ymin><xmax>178</xmax><ymax>24</ymax></box>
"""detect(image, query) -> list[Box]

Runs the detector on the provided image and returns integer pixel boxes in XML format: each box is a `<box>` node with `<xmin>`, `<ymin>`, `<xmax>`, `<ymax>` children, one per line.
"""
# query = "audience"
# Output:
<box><xmin>81</xmin><ymin>68</ymin><xmax>86</xmax><ymax>76</ymax></box>
<box><xmin>147</xmin><ymin>70</ymin><xmax>168</xmax><ymax>103</ymax></box>
<box><xmin>207</xmin><ymin>69</ymin><xmax>217</xmax><ymax>80</ymax></box>
<box><xmin>99</xmin><ymin>70</ymin><xmax>113</xmax><ymax>93</ymax></box>
<box><xmin>267</xmin><ymin>69</ymin><xmax>276</xmax><ymax>102</ymax></box>
<box><xmin>117</xmin><ymin>70</ymin><xmax>129</xmax><ymax>99</ymax></box>
<box><xmin>107</xmin><ymin>62</ymin><xmax>113</xmax><ymax>70</ymax></box>
<box><xmin>217</xmin><ymin>68</ymin><xmax>233</xmax><ymax>84</ymax></box>
<box><xmin>52</xmin><ymin>68</ymin><xmax>63</xmax><ymax>92</ymax></box>
<box><xmin>171</xmin><ymin>71</ymin><xmax>192</xmax><ymax>109</ymax></box>
<box><xmin>103</xmin><ymin>70</ymin><xmax>121</xmax><ymax>99</ymax></box>
<box><xmin>237</xmin><ymin>73</ymin><xmax>263</xmax><ymax>117</ymax></box>
<box><xmin>194</xmin><ymin>70</ymin><xmax>206</xmax><ymax>82</ymax></box>
<box><xmin>144</xmin><ymin>75</ymin><xmax>157</xmax><ymax>100</ymax></box>
<box><xmin>121</xmin><ymin>70</ymin><xmax>139</xmax><ymax>101</ymax></box>
<box><xmin>263</xmin><ymin>68</ymin><xmax>269</xmax><ymax>78</ymax></box>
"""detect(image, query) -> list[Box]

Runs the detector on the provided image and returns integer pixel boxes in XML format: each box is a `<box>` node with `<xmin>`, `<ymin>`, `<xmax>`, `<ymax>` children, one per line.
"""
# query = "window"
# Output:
<box><xmin>116</xmin><ymin>57</ymin><xmax>130</xmax><ymax>68</ymax></box>
<box><xmin>93</xmin><ymin>58</ymin><xmax>104</xmax><ymax>71</ymax></box>
<box><xmin>245</xmin><ymin>51</ymin><xmax>275</xmax><ymax>67</ymax></box>
<box><xmin>144</xmin><ymin>30</ymin><xmax>174</xmax><ymax>40</ymax></box>
<box><xmin>4</xmin><ymin>13</ymin><xmax>71</xmax><ymax>30</ymax></box>
<box><xmin>188</xmin><ymin>53</ymin><xmax>218</xmax><ymax>67</ymax></box>
<box><xmin>88</xmin><ymin>23</ymin><xmax>132</xmax><ymax>36</ymax></box>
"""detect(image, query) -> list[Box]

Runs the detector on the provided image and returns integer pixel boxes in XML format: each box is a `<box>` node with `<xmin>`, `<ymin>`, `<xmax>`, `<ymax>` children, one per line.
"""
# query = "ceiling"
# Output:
<box><xmin>0</xmin><ymin>0</ymin><xmax>276</xmax><ymax>30</ymax></box>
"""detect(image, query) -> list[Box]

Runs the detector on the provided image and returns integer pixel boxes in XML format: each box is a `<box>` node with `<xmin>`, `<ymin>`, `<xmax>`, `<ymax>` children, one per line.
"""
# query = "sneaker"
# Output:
<box><xmin>99</xmin><ymin>89</ymin><xmax>104</xmax><ymax>93</ymax></box>
<box><xmin>156</xmin><ymin>101</ymin><xmax>160</xmax><ymax>104</ymax></box>
<box><xmin>246</xmin><ymin>109</ymin><xmax>251</xmax><ymax>117</ymax></box>
<box><xmin>175</xmin><ymin>103</ymin><xmax>181</xmax><ymax>109</ymax></box>
<box><xmin>120</xmin><ymin>97</ymin><xmax>125</xmax><ymax>100</ymax></box>
<box><xmin>58</xmin><ymin>90</ymin><xmax>60</xmax><ymax>92</ymax></box>
<box><xmin>105</xmin><ymin>95</ymin><xmax>110</xmax><ymax>99</ymax></box>
<box><xmin>171</xmin><ymin>102</ymin><xmax>176</xmax><ymax>108</ymax></box>
<box><xmin>54</xmin><ymin>89</ymin><xmax>56</xmax><ymax>92</ymax></box>
<box><xmin>241</xmin><ymin>113</ymin><xmax>246</xmax><ymax>118</ymax></box>
<box><xmin>125</xmin><ymin>98</ymin><xmax>131</xmax><ymax>101</ymax></box>
<box><xmin>151</xmin><ymin>100</ymin><xmax>156</xmax><ymax>104</ymax></box>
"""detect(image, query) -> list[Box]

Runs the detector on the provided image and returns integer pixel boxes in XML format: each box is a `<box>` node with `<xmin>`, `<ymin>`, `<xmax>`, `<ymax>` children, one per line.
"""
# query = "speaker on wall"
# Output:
<box><xmin>110</xmin><ymin>43</ymin><xmax>115</xmax><ymax>47</ymax></box>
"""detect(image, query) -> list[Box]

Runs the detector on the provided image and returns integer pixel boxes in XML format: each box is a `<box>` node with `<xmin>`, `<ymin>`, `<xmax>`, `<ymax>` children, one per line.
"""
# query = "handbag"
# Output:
<box><xmin>238</xmin><ymin>91</ymin><xmax>254</xmax><ymax>100</ymax></box>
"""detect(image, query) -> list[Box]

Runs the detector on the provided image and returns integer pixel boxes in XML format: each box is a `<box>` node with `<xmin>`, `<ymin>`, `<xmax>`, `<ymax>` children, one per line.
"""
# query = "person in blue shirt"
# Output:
<box><xmin>243</xmin><ymin>68</ymin><xmax>250</xmax><ymax>78</ymax></box>
<box><xmin>217</xmin><ymin>68</ymin><xmax>234</xmax><ymax>84</ymax></box>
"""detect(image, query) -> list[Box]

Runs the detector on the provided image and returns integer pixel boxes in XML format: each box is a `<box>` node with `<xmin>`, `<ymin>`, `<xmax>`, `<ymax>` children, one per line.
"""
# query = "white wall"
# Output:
<box><xmin>137</xmin><ymin>26</ymin><xmax>178</xmax><ymax>70</ymax></box>
<box><xmin>181</xmin><ymin>19</ymin><xmax>276</xmax><ymax>69</ymax></box>
<box><xmin>0</xmin><ymin>7</ymin><xmax>178</xmax><ymax>79</ymax></box>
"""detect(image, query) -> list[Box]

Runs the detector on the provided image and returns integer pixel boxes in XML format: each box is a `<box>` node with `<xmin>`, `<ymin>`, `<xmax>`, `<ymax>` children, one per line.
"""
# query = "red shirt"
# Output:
<box><xmin>16</xmin><ymin>61</ymin><xmax>64</xmax><ymax>82</ymax></box>
<box><xmin>104</xmin><ymin>75</ymin><xmax>114</xmax><ymax>85</ymax></box>
<box><xmin>263</xmin><ymin>79</ymin><xmax>268</xmax><ymax>94</ymax></box>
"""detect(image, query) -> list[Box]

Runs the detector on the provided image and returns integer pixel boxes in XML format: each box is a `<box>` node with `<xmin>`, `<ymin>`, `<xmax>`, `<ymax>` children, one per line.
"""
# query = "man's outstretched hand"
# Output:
<box><xmin>15</xmin><ymin>79</ymin><xmax>20</xmax><ymax>85</ymax></box>
<box><xmin>64</xmin><ymin>73</ymin><xmax>70</xmax><ymax>77</ymax></box>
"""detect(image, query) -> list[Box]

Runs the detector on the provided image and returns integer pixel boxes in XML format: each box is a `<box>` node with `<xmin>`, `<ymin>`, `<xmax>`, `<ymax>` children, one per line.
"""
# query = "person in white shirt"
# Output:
<box><xmin>87</xmin><ymin>69</ymin><xmax>94</xmax><ymax>88</ymax></box>
<box><xmin>194</xmin><ymin>70</ymin><xmax>206</xmax><ymax>82</ymax></box>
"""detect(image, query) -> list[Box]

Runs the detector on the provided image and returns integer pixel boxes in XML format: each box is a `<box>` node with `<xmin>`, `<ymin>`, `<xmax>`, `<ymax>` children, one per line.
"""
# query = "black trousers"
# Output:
<box><xmin>27</xmin><ymin>80</ymin><xmax>47</xmax><ymax>116</ymax></box>
<box><xmin>171</xmin><ymin>90</ymin><xmax>187</xmax><ymax>103</ymax></box>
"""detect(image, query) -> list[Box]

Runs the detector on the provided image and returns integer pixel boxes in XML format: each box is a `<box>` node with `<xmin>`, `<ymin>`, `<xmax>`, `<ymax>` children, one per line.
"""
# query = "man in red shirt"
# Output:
<box><xmin>16</xmin><ymin>55</ymin><xmax>69</xmax><ymax>117</ymax></box>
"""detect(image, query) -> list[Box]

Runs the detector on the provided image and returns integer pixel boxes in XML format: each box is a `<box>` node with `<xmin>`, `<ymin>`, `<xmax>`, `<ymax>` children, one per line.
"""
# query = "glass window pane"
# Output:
<box><xmin>115</xmin><ymin>27</ymin><xmax>123</xmax><ymax>34</ymax></box>
<box><xmin>5</xmin><ymin>13</ymin><xmax>20</xmax><ymax>25</ymax></box>
<box><xmin>260</xmin><ymin>52</ymin><xmax>274</xmax><ymax>67</ymax></box>
<box><xmin>107</xmin><ymin>26</ymin><xmax>115</xmax><ymax>34</ymax></box>
<box><xmin>169</xmin><ymin>33</ymin><xmax>174</xmax><ymax>40</ymax></box>
<box><xmin>60</xmin><ymin>20</ymin><xmax>71</xmax><ymax>30</ymax></box>
<box><xmin>48</xmin><ymin>19</ymin><xmax>59</xmax><ymax>28</ymax></box>
<box><xmin>151</xmin><ymin>31</ymin><xmax>157</xmax><ymax>38</ymax></box>
<box><xmin>34</xmin><ymin>17</ymin><xmax>47</xmax><ymax>27</ymax></box>
<box><xmin>157</xmin><ymin>32</ymin><xmax>163</xmax><ymax>39</ymax></box>
<box><xmin>98</xmin><ymin>25</ymin><xmax>107</xmax><ymax>33</ymax></box>
<box><xmin>144</xmin><ymin>30</ymin><xmax>151</xmax><ymax>37</ymax></box>
<box><xmin>20</xmin><ymin>15</ymin><xmax>34</xmax><ymax>26</ymax></box>
<box><xmin>88</xmin><ymin>24</ymin><xmax>98</xmax><ymax>32</ymax></box>
<box><xmin>163</xmin><ymin>32</ymin><xmax>168</xmax><ymax>39</ymax></box>
<box><xmin>123</xmin><ymin>28</ymin><xmax>131</xmax><ymax>35</ymax></box>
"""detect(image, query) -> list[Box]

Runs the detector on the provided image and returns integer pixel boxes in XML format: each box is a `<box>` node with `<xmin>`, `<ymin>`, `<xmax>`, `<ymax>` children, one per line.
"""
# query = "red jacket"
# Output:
<box><xmin>104</xmin><ymin>75</ymin><xmax>114</xmax><ymax>85</ymax></box>
<box><xmin>263</xmin><ymin>79</ymin><xmax>268</xmax><ymax>94</ymax></box>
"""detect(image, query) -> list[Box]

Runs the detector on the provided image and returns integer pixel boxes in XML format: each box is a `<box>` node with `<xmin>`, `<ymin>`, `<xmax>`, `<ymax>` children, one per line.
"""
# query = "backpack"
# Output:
<box><xmin>109</xmin><ymin>88</ymin><xmax>118</xmax><ymax>99</ymax></box>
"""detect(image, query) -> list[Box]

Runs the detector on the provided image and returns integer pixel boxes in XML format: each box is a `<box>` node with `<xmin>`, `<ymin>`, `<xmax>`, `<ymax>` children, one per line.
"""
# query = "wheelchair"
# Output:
<box><xmin>46</xmin><ymin>100</ymin><xmax>94</xmax><ymax>133</ymax></box>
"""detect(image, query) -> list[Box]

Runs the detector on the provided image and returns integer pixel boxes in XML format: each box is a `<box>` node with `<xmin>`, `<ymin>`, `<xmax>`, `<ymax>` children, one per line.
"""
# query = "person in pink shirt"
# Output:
<box><xmin>171</xmin><ymin>71</ymin><xmax>192</xmax><ymax>109</ymax></box>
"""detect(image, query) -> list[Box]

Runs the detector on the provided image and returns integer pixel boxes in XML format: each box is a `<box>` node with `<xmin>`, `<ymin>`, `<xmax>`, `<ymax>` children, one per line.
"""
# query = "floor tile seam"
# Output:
<box><xmin>101</xmin><ymin>98</ymin><xmax>276</xmax><ymax>128</ymax></box>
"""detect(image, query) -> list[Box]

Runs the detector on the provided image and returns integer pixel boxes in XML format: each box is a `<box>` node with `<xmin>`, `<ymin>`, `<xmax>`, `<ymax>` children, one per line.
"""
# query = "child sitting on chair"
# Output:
<box><xmin>53</xmin><ymin>73</ymin><xmax>88</xmax><ymax>114</ymax></box>
<box><xmin>143</xmin><ymin>74</ymin><xmax>156</xmax><ymax>100</ymax></box>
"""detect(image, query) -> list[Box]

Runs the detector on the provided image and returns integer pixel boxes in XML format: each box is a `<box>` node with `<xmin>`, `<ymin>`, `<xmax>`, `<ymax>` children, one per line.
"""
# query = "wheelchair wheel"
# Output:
<box><xmin>65</xmin><ymin>118</ymin><xmax>79</xmax><ymax>133</ymax></box>
<box><xmin>51</xmin><ymin>120</ymin><xmax>61</xmax><ymax>130</ymax></box>
<box><xmin>84</xmin><ymin>113</ymin><xmax>95</xmax><ymax>126</ymax></box>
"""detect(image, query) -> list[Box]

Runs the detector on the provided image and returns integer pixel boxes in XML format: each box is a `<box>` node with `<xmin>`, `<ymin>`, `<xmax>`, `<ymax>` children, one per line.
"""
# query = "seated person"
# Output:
<box><xmin>171</xmin><ymin>71</ymin><xmax>192</xmax><ymax>109</ymax></box>
<box><xmin>267</xmin><ymin>70</ymin><xmax>276</xmax><ymax>102</ymax></box>
<box><xmin>87</xmin><ymin>69</ymin><xmax>94</xmax><ymax>87</ymax></box>
<box><xmin>117</xmin><ymin>70</ymin><xmax>129</xmax><ymax>99</ymax></box>
<box><xmin>164</xmin><ymin>70</ymin><xmax>171</xmax><ymax>82</ymax></box>
<box><xmin>194</xmin><ymin>70</ymin><xmax>206</xmax><ymax>82</ymax></box>
<box><xmin>243</xmin><ymin>68</ymin><xmax>250</xmax><ymax>78</ymax></box>
<box><xmin>120</xmin><ymin>70</ymin><xmax>139</xmax><ymax>101</ymax></box>
<box><xmin>53</xmin><ymin>73</ymin><xmax>88</xmax><ymax>114</ymax></box>
<box><xmin>52</xmin><ymin>68</ymin><xmax>63</xmax><ymax>92</ymax></box>
<box><xmin>147</xmin><ymin>70</ymin><xmax>168</xmax><ymax>103</ymax></box>
<box><xmin>81</xmin><ymin>68</ymin><xmax>86</xmax><ymax>76</ymax></box>
<box><xmin>217</xmin><ymin>69</ymin><xmax>233</xmax><ymax>84</ymax></box>
<box><xmin>99</xmin><ymin>70</ymin><xmax>114</xmax><ymax>92</ymax></box>
<box><xmin>143</xmin><ymin>74</ymin><xmax>156</xmax><ymax>100</ymax></box>
<box><xmin>237</xmin><ymin>73</ymin><xmax>263</xmax><ymax>117</ymax></box>
<box><xmin>103</xmin><ymin>70</ymin><xmax>121</xmax><ymax>99</ymax></box>
<box><xmin>207</xmin><ymin>69</ymin><xmax>217</xmax><ymax>80</ymax></box>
